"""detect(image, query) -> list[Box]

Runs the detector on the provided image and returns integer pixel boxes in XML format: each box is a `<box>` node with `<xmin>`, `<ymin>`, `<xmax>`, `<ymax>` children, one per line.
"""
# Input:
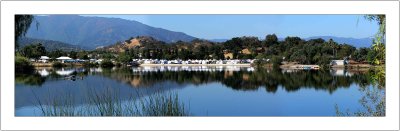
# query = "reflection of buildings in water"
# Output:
<box><xmin>247</xmin><ymin>68</ymin><xmax>255</xmax><ymax>72</ymax></box>
<box><xmin>38</xmin><ymin>68</ymin><xmax>50</xmax><ymax>77</ymax></box>
<box><xmin>225</xmin><ymin>66</ymin><xmax>240</xmax><ymax>71</ymax></box>
<box><xmin>90</xmin><ymin>68</ymin><xmax>103</xmax><ymax>73</ymax></box>
<box><xmin>281</xmin><ymin>69</ymin><xmax>299</xmax><ymax>73</ymax></box>
<box><xmin>330</xmin><ymin>69</ymin><xmax>353</xmax><ymax>76</ymax></box>
<box><xmin>56</xmin><ymin>68</ymin><xmax>75</xmax><ymax>76</ymax></box>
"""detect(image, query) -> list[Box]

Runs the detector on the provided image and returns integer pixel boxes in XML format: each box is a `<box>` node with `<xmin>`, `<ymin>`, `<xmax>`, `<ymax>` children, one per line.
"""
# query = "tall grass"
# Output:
<box><xmin>32</xmin><ymin>87</ymin><xmax>189</xmax><ymax>116</ymax></box>
<box><xmin>135</xmin><ymin>93</ymin><xmax>189</xmax><ymax>116</ymax></box>
<box><xmin>32</xmin><ymin>91</ymin><xmax>79</xmax><ymax>116</ymax></box>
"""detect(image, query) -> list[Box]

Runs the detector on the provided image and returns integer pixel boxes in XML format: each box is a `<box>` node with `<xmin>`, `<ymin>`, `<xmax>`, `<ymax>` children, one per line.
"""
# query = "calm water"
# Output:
<box><xmin>15</xmin><ymin>66</ymin><xmax>380</xmax><ymax>116</ymax></box>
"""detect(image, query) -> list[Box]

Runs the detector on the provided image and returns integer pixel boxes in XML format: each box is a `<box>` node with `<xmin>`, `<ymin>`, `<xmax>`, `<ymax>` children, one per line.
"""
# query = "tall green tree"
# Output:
<box><xmin>15</xmin><ymin>15</ymin><xmax>35</xmax><ymax>49</ymax></box>
<box><xmin>117</xmin><ymin>52</ymin><xmax>132</xmax><ymax>64</ymax></box>
<box><xmin>264</xmin><ymin>34</ymin><xmax>278</xmax><ymax>47</ymax></box>
<box><xmin>20</xmin><ymin>43</ymin><xmax>46</xmax><ymax>59</ymax></box>
<box><xmin>365</xmin><ymin>15</ymin><xmax>385</xmax><ymax>65</ymax></box>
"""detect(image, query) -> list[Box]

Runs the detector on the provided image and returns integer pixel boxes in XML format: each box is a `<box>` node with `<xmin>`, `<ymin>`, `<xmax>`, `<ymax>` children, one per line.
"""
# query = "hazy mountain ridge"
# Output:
<box><xmin>305</xmin><ymin>36</ymin><xmax>373</xmax><ymax>48</ymax></box>
<box><xmin>26</xmin><ymin>15</ymin><xmax>197</xmax><ymax>49</ymax></box>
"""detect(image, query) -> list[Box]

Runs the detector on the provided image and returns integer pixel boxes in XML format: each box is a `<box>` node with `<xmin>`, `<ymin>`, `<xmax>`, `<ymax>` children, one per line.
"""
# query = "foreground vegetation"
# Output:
<box><xmin>33</xmin><ymin>88</ymin><xmax>189</xmax><ymax>116</ymax></box>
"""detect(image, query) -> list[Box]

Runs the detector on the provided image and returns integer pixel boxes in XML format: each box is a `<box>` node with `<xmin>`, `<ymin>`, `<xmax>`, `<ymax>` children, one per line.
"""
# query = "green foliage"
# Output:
<box><xmin>47</xmin><ymin>49</ymin><xmax>67</xmax><ymax>59</ymax></box>
<box><xmin>82</xmin><ymin>62</ymin><xmax>98</xmax><ymax>67</ymax></box>
<box><xmin>15</xmin><ymin>55</ymin><xmax>34</xmax><ymax>73</ymax></box>
<box><xmin>252</xmin><ymin>59</ymin><xmax>269</xmax><ymax>67</ymax></box>
<box><xmin>100</xmin><ymin>59</ymin><xmax>114</xmax><ymax>68</ymax></box>
<box><xmin>264</xmin><ymin>34</ymin><xmax>278</xmax><ymax>46</ymax></box>
<box><xmin>33</xmin><ymin>88</ymin><xmax>189</xmax><ymax>116</ymax></box>
<box><xmin>101</xmin><ymin>53</ymin><xmax>116</xmax><ymax>60</ymax></box>
<box><xmin>271</xmin><ymin>56</ymin><xmax>283</xmax><ymax>67</ymax></box>
<box><xmin>335</xmin><ymin>67</ymin><xmax>385</xmax><ymax>116</ymax></box>
<box><xmin>117</xmin><ymin>52</ymin><xmax>132</xmax><ymax>64</ymax></box>
<box><xmin>15</xmin><ymin>15</ymin><xmax>35</xmax><ymax>49</ymax></box>
<box><xmin>77</xmin><ymin>51</ymin><xmax>89</xmax><ymax>60</ymax></box>
<box><xmin>15</xmin><ymin>73</ymin><xmax>45</xmax><ymax>86</ymax></box>
<box><xmin>20</xmin><ymin>43</ymin><xmax>47</xmax><ymax>59</ymax></box>
<box><xmin>365</xmin><ymin>15</ymin><xmax>385</xmax><ymax>65</ymax></box>
<box><xmin>335</xmin><ymin>15</ymin><xmax>386</xmax><ymax>117</ymax></box>
<box><xmin>69</xmin><ymin>51</ymin><xmax>78</xmax><ymax>59</ymax></box>
<box><xmin>352</xmin><ymin>47</ymin><xmax>370</xmax><ymax>62</ymax></box>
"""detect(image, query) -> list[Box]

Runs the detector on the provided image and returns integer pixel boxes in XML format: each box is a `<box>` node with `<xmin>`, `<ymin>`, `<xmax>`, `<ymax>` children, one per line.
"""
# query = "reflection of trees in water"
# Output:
<box><xmin>221</xmin><ymin>69</ymin><xmax>371</xmax><ymax>94</ymax></box>
<box><xmin>95</xmin><ymin>67</ymin><xmax>372</xmax><ymax>94</ymax></box>
<box><xmin>15</xmin><ymin>73</ymin><xmax>46</xmax><ymax>86</ymax></box>
<box><xmin>16</xmin><ymin>67</ymin><xmax>374</xmax><ymax>94</ymax></box>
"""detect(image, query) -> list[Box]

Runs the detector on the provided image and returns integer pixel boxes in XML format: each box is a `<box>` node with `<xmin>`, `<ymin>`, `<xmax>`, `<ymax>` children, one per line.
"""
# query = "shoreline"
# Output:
<box><xmin>31</xmin><ymin>62</ymin><xmax>381</xmax><ymax>69</ymax></box>
<box><xmin>32</xmin><ymin>63</ymin><xmax>84</xmax><ymax>67</ymax></box>
<box><xmin>139</xmin><ymin>64</ymin><xmax>252</xmax><ymax>67</ymax></box>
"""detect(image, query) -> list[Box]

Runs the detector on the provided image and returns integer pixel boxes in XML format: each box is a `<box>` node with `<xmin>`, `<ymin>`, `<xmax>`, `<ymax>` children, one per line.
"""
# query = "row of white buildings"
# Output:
<box><xmin>36</xmin><ymin>56</ymin><xmax>104</xmax><ymax>63</ymax></box>
<box><xmin>135</xmin><ymin>59</ymin><xmax>256</xmax><ymax>65</ymax></box>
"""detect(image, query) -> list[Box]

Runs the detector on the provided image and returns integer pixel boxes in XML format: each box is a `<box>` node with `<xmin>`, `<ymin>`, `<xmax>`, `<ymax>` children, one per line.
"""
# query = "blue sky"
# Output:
<box><xmin>87</xmin><ymin>15</ymin><xmax>379</xmax><ymax>40</ymax></box>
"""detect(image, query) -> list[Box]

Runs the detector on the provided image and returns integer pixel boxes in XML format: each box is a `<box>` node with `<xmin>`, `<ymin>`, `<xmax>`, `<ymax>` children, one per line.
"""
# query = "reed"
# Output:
<box><xmin>33</xmin><ymin>87</ymin><xmax>189</xmax><ymax>116</ymax></box>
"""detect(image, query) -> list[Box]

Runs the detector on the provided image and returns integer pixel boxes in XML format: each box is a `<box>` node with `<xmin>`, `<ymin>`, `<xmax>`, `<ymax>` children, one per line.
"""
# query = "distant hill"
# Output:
<box><xmin>98</xmin><ymin>36</ymin><xmax>215</xmax><ymax>54</ymax></box>
<box><xmin>305</xmin><ymin>36</ymin><xmax>373</xmax><ymax>48</ymax></box>
<box><xmin>18</xmin><ymin>37</ymin><xmax>89</xmax><ymax>51</ymax></box>
<box><xmin>26</xmin><ymin>15</ymin><xmax>197</xmax><ymax>49</ymax></box>
<box><xmin>97</xmin><ymin>36</ymin><xmax>167</xmax><ymax>53</ymax></box>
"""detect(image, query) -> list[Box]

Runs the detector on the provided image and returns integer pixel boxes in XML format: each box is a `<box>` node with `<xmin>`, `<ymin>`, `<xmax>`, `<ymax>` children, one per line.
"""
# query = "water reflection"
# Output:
<box><xmin>98</xmin><ymin>66</ymin><xmax>372</xmax><ymax>94</ymax></box>
<box><xmin>15</xmin><ymin>66</ymin><xmax>380</xmax><ymax>116</ymax></box>
<box><xmin>16</xmin><ymin>66</ymin><xmax>373</xmax><ymax>93</ymax></box>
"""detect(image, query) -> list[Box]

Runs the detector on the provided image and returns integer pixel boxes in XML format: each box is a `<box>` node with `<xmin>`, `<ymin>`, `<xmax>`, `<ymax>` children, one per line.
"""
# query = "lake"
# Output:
<box><xmin>15</xmin><ymin>66</ymin><xmax>384</xmax><ymax>116</ymax></box>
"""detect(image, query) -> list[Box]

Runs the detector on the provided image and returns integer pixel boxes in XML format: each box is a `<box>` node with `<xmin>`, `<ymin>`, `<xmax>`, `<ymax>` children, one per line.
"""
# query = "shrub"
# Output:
<box><xmin>271</xmin><ymin>56</ymin><xmax>283</xmax><ymax>66</ymax></box>
<box><xmin>100</xmin><ymin>60</ymin><xmax>114</xmax><ymax>68</ymax></box>
<box><xmin>83</xmin><ymin>62</ymin><xmax>98</xmax><ymax>67</ymax></box>
<box><xmin>115</xmin><ymin>62</ymin><xmax>122</xmax><ymax>67</ymax></box>
<box><xmin>15</xmin><ymin>55</ymin><xmax>34</xmax><ymax>73</ymax></box>
<box><xmin>252</xmin><ymin>59</ymin><xmax>267</xmax><ymax>67</ymax></box>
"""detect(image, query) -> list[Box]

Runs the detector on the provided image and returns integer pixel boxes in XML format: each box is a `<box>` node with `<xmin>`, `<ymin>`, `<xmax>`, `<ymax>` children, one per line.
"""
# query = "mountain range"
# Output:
<box><xmin>26</xmin><ymin>15</ymin><xmax>196</xmax><ymax>49</ymax></box>
<box><xmin>304</xmin><ymin>36</ymin><xmax>373</xmax><ymax>48</ymax></box>
<box><xmin>25</xmin><ymin>15</ymin><xmax>374</xmax><ymax>50</ymax></box>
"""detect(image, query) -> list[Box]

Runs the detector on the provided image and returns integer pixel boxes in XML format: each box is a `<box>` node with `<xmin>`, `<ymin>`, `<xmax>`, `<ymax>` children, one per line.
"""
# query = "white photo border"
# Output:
<box><xmin>1</xmin><ymin>1</ymin><xmax>399</xmax><ymax>130</ymax></box>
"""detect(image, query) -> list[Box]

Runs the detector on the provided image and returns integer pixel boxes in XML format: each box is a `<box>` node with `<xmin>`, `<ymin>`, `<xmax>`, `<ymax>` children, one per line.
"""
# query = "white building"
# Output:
<box><xmin>330</xmin><ymin>60</ymin><xmax>345</xmax><ymax>66</ymax></box>
<box><xmin>39</xmin><ymin>56</ymin><xmax>50</xmax><ymax>63</ymax></box>
<box><xmin>56</xmin><ymin>56</ymin><xmax>72</xmax><ymax>63</ymax></box>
